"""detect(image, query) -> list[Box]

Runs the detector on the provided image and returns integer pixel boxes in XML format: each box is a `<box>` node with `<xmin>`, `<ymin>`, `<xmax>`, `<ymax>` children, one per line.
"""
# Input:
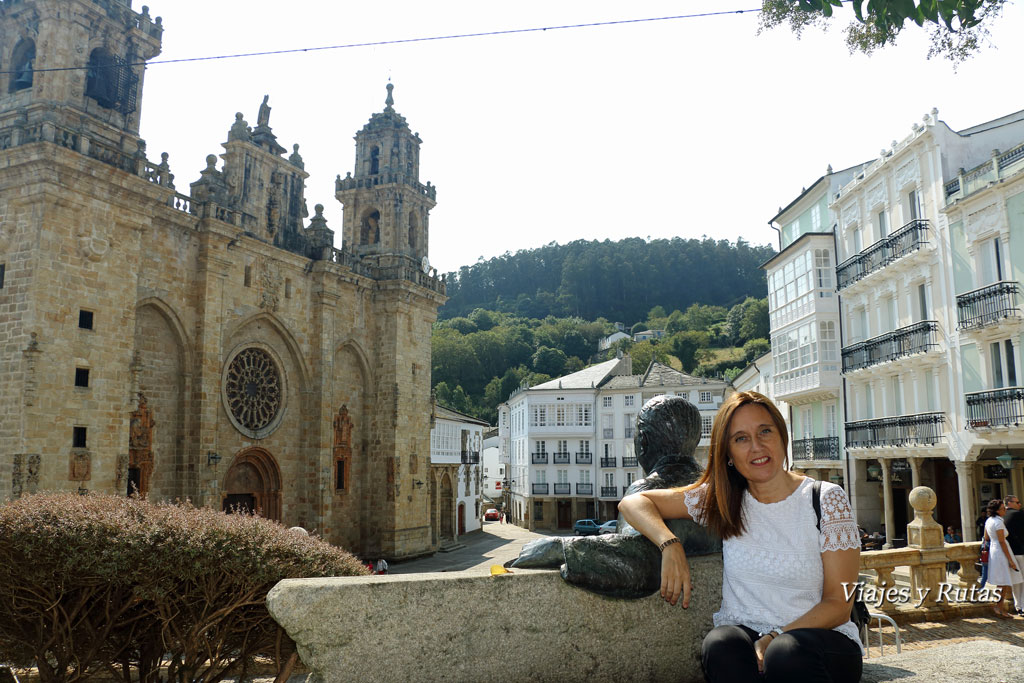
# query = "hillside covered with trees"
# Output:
<box><xmin>440</xmin><ymin>237</ymin><xmax>775</xmax><ymax>323</ymax></box>
<box><xmin>433</xmin><ymin>299</ymin><xmax>770</xmax><ymax>424</ymax></box>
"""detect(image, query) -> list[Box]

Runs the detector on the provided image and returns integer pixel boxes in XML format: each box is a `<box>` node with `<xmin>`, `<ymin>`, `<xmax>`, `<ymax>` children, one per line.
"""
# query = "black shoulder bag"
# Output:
<box><xmin>812</xmin><ymin>480</ymin><xmax>870</xmax><ymax>632</ymax></box>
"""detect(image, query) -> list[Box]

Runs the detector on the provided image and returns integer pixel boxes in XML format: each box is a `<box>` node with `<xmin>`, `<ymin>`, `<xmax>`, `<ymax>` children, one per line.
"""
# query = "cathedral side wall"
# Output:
<box><xmin>0</xmin><ymin>193</ymin><xmax>41</xmax><ymax>501</ymax></box>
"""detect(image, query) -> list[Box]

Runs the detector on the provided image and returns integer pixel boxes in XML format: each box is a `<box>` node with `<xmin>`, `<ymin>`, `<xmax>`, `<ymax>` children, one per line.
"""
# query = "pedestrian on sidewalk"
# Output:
<box><xmin>983</xmin><ymin>498</ymin><xmax>1020</xmax><ymax>618</ymax></box>
<box><xmin>375</xmin><ymin>558</ymin><xmax>389</xmax><ymax>575</ymax></box>
<box><xmin>1003</xmin><ymin>495</ymin><xmax>1024</xmax><ymax>615</ymax></box>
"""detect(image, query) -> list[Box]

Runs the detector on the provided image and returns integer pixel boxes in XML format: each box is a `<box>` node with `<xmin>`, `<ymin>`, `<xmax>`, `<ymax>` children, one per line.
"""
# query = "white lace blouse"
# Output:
<box><xmin>683</xmin><ymin>477</ymin><xmax>863</xmax><ymax>649</ymax></box>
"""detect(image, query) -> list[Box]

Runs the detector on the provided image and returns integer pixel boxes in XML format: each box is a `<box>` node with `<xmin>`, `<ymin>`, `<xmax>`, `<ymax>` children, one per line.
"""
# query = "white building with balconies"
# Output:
<box><xmin>833</xmin><ymin>108</ymin><xmax>1024</xmax><ymax>542</ymax></box>
<box><xmin>766</xmin><ymin>164</ymin><xmax>862</xmax><ymax>490</ymax></box>
<box><xmin>429</xmin><ymin>403</ymin><xmax>488</xmax><ymax>543</ymax></box>
<box><xmin>499</xmin><ymin>355</ymin><xmax>730</xmax><ymax>530</ymax></box>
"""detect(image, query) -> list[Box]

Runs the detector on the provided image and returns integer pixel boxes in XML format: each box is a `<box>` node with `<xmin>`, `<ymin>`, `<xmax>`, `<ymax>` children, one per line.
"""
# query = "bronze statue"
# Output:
<box><xmin>507</xmin><ymin>395</ymin><xmax>720</xmax><ymax>598</ymax></box>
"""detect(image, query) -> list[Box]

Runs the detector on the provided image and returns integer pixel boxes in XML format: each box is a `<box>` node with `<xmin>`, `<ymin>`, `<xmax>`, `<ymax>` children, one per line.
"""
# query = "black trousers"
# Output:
<box><xmin>702</xmin><ymin>624</ymin><xmax>862</xmax><ymax>683</ymax></box>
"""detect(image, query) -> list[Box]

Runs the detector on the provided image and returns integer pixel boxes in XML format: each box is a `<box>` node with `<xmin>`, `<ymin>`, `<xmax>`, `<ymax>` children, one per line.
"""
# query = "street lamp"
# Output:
<box><xmin>996</xmin><ymin>450</ymin><xmax>1014</xmax><ymax>470</ymax></box>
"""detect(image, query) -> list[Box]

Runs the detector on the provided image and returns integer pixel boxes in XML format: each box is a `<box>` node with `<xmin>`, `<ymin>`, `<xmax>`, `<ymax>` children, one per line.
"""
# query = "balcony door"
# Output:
<box><xmin>979</xmin><ymin>237</ymin><xmax>1004</xmax><ymax>286</ymax></box>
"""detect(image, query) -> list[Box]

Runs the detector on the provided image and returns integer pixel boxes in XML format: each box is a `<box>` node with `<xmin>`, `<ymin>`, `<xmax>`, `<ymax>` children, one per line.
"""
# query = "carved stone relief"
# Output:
<box><xmin>259</xmin><ymin>258</ymin><xmax>282</xmax><ymax>311</ymax></box>
<box><xmin>128</xmin><ymin>392</ymin><xmax>155</xmax><ymax>496</ymax></box>
<box><xmin>965</xmin><ymin>203</ymin><xmax>1001</xmax><ymax>242</ymax></box>
<box><xmin>22</xmin><ymin>333</ymin><xmax>40</xmax><ymax>406</ymax></box>
<box><xmin>866</xmin><ymin>182</ymin><xmax>886</xmax><ymax>209</ymax></box>
<box><xmin>70</xmin><ymin>450</ymin><xmax>91</xmax><ymax>481</ymax></box>
<box><xmin>78</xmin><ymin>224</ymin><xmax>110</xmax><ymax>262</ymax></box>
<box><xmin>26</xmin><ymin>454</ymin><xmax>40</xmax><ymax>494</ymax></box>
<box><xmin>843</xmin><ymin>202</ymin><xmax>861</xmax><ymax>228</ymax></box>
<box><xmin>11</xmin><ymin>454</ymin><xmax>23</xmax><ymax>497</ymax></box>
<box><xmin>895</xmin><ymin>159</ymin><xmax>921</xmax><ymax>189</ymax></box>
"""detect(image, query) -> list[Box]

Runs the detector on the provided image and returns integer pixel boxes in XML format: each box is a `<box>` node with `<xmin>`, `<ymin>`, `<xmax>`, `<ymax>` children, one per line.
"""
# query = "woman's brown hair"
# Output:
<box><xmin>682</xmin><ymin>391</ymin><xmax>789</xmax><ymax>539</ymax></box>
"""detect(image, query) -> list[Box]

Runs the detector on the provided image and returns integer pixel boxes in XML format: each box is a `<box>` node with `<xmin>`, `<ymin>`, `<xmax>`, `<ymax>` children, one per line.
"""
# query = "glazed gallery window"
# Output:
<box><xmin>602</xmin><ymin>396</ymin><xmax>612</xmax><ymax>408</ymax></box>
<box><xmin>990</xmin><ymin>339</ymin><xmax>1019</xmax><ymax>389</ymax></box>
<box><xmin>530</xmin><ymin>403</ymin><xmax>592</xmax><ymax>427</ymax></box>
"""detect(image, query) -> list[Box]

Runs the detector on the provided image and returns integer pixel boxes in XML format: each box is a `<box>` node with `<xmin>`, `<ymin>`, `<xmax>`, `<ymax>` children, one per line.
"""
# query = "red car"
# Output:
<box><xmin>484</xmin><ymin>508</ymin><xmax>500</xmax><ymax>521</ymax></box>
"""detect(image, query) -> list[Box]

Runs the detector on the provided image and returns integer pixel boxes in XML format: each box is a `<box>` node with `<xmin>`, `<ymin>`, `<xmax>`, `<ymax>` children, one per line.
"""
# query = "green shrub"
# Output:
<box><xmin>0</xmin><ymin>492</ymin><xmax>367</xmax><ymax>683</ymax></box>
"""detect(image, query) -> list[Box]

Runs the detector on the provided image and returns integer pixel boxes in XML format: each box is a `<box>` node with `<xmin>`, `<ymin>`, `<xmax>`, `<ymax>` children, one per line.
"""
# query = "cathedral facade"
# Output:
<box><xmin>0</xmin><ymin>0</ymin><xmax>446</xmax><ymax>559</ymax></box>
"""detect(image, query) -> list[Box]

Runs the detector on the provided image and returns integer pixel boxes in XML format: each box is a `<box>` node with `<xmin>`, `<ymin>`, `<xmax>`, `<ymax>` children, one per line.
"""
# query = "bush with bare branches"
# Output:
<box><xmin>0</xmin><ymin>492</ymin><xmax>368</xmax><ymax>683</ymax></box>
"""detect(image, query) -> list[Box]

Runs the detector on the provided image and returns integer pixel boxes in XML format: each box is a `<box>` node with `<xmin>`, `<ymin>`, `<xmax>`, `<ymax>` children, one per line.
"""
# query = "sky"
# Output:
<box><xmin>138</xmin><ymin>1</ymin><xmax>1024</xmax><ymax>275</ymax></box>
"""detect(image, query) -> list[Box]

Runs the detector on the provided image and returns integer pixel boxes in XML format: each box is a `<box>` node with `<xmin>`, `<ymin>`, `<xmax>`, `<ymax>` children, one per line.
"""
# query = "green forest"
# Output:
<box><xmin>440</xmin><ymin>236</ymin><xmax>775</xmax><ymax>322</ymax></box>
<box><xmin>432</xmin><ymin>237</ymin><xmax>775</xmax><ymax>424</ymax></box>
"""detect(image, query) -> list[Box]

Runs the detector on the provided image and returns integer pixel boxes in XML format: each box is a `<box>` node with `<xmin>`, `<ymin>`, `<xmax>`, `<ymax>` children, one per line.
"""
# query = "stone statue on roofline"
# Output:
<box><xmin>506</xmin><ymin>395</ymin><xmax>721</xmax><ymax>598</ymax></box>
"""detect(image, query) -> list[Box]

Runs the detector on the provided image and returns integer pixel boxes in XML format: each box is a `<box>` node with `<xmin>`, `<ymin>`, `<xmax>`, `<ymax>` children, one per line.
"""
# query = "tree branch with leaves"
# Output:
<box><xmin>759</xmin><ymin>0</ymin><xmax>1007</xmax><ymax>64</ymax></box>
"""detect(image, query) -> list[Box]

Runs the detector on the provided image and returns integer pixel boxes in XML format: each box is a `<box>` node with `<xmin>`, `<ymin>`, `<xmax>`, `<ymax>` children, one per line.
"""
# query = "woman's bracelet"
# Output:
<box><xmin>658</xmin><ymin>537</ymin><xmax>681</xmax><ymax>552</ymax></box>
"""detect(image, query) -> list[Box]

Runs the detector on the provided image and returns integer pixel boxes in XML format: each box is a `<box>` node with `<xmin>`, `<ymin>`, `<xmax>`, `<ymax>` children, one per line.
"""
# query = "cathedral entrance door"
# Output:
<box><xmin>223</xmin><ymin>493</ymin><xmax>256</xmax><ymax>515</ymax></box>
<box><xmin>223</xmin><ymin>448</ymin><xmax>282</xmax><ymax>521</ymax></box>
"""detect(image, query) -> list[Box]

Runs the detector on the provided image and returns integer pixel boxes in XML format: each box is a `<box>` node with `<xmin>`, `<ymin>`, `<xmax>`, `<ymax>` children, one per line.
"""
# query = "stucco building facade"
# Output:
<box><xmin>0</xmin><ymin>0</ymin><xmax>445</xmax><ymax>559</ymax></box>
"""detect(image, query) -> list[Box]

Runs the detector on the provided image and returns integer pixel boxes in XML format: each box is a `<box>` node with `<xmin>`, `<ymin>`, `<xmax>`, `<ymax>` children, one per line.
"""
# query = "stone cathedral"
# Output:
<box><xmin>0</xmin><ymin>0</ymin><xmax>447</xmax><ymax>559</ymax></box>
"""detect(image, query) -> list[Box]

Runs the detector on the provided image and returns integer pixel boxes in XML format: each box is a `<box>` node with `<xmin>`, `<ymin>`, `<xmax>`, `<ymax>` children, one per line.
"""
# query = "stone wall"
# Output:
<box><xmin>267</xmin><ymin>555</ymin><xmax>724</xmax><ymax>683</ymax></box>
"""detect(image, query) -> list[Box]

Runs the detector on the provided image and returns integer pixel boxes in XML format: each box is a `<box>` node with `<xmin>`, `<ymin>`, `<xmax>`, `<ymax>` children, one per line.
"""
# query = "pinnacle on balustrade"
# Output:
<box><xmin>385</xmin><ymin>83</ymin><xmax>395</xmax><ymax>111</ymax></box>
<box><xmin>907</xmin><ymin>486</ymin><xmax>943</xmax><ymax>549</ymax></box>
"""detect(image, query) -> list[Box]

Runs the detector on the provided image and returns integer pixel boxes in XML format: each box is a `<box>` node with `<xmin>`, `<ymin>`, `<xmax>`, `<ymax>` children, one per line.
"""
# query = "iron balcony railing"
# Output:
<box><xmin>791</xmin><ymin>436</ymin><xmax>840</xmax><ymax>461</ymax></box>
<box><xmin>622</xmin><ymin>457</ymin><xmax>639</xmax><ymax>468</ymax></box>
<box><xmin>460</xmin><ymin>450</ymin><xmax>480</xmax><ymax>464</ymax></box>
<box><xmin>600</xmin><ymin>457</ymin><xmax>617</xmax><ymax>468</ymax></box>
<box><xmin>576</xmin><ymin>483</ymin><xmax>594</xmax><ymax>496</ymax></box>
<box><xmin>553</xmin><ymin>483</ymin><xmax>571</xmax><ymax>495</ymax></box>
<box><xmin>532</xmin><ymin>483</ymin><xmax>549</xmax><ymax>495</ymax></box>
<box><xmin>966</xmin><ymin>387</ymin><xmax>1024</xmax><ymax>429</ymax></box>
<box><xmin>576</xmin><ymin>452</ymin><xmax>593</xmax><ymax>465</ymax></box>
<box><xmin>552</xmin><ymin>451</ymin><xmax>570</xmax><ymax>464</ymax></box>
<box><xmin>531</xmin><ymin>452</ymin><xmax>548</xmax><ymax>465</ymax></box>
<box><xmin>841</xmin><ymin>320</ymin><xmax>939</xmax><ymax>372</ymax></box>
<box><xmin>844</xmin><ymin>412</ymin><xmax>945</xmax><ymax>448</ymax></box>
<box><xmin>957</xmin><ymin>280</ymin><xmax>1020</xmax><ymax>330</ymax></box>
<box><xmin>622</xmin><ymin>486</ymin><xmax>632</xmax><ymax>496</ymax></box>
<box><xmin>837</xmin><ymin>219</ymin><xmax>929</xmax><ymax>290</ymax></box>
<box><xmin>600</xmin><ymin>486</ymin><xmax>618</xmax><ymax>498</ymax></box>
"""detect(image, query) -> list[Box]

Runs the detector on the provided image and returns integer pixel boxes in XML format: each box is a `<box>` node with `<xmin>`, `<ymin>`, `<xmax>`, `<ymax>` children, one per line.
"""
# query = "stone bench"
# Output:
<box><xmin>268</xmin><ymin>554</ymin><xmax>722</xmax><ymax>683</ymax></box>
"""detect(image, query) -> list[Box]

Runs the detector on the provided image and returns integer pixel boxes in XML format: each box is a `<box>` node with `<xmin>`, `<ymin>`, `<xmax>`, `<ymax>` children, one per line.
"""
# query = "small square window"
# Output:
<box><xmin>74</xmin><ymin>368</ymin><xmax>90</xmax><ymax>387</ymax></box>
<box><xmin>79</xmin><ymin>310</ymin><xmax>94</xmax><ymax>330</ymax></box>
<box><xmin>73</xmin><ymin>426</ymin><xmax>87</xmax><ymax>448</ymax></box>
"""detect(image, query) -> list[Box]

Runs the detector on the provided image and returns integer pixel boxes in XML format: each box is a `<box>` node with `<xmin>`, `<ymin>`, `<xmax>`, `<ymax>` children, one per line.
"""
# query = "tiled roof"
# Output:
<box><xmin>434</xmin><ymin>404</ymin><xmax>490</xmax><ymax>426</ymax></box>
<box><xmin>603</xmin><ymin>362</ymin><xmax>709</xmax><ymax>390</ymax></box>
<box><xmin>530</xmin><ymin>358</ymin><xmax>622</xmax><ymax>390</ymax></box>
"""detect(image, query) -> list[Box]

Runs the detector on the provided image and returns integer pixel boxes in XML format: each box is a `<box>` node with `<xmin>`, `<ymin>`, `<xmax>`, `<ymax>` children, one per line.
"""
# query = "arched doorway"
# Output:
<box><xmin>457</xmin><ymin>502</ymin><xmax>466</xmax><ymax>536</ymax></box>
<box><xmin>223</xmin><ymin>448</ymin><xmax>282</xmax><ymax>522</ymax></box>
<box><xmin>440</xmin><ymin>473</ymin><xmax>454</xmax><ymax>541</ymax></box>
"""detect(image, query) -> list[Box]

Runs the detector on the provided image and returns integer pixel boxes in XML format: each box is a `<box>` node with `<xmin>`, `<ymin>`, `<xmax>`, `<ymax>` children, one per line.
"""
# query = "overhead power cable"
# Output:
<box><xmin>0</xmin><ymin>7</ymin><xmax>763</xmax><ymax>75</ymax></box>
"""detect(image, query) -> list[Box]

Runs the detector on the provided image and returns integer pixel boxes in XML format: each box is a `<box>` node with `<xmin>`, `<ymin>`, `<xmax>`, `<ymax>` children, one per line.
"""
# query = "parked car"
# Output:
<box><xmin>598</xmin><ymin>520</ymin><xmax>618</xmax><ymax>535</ymax></box>
<box><xmin>484</xmin><ymin>508</ymin><xmax>500</xmax><ymax>521</ymax></box>
<box><xmin>573</xmin><ymin>519</ymin><xmax>601</xmax><ymax>536</ymax></box>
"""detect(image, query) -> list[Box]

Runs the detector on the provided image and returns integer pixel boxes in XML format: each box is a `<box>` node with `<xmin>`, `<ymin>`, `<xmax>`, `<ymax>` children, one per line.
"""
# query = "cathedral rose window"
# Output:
<box><xmin>224</xmin><ymin>347</ymin><xmax>284</xmax><ymax>438</ymax></box>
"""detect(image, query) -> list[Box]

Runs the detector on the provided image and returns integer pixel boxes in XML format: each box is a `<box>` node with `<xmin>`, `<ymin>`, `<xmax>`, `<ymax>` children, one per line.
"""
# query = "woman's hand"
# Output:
<box><xmin>754</xmin><ymin>634</ymin><xmax>774</xmax><ymax>672</ymax></box>
<box><xmin>660</xmin><ymin>542</ymin><xmax>691</xmax><ymax>608</ymax></box>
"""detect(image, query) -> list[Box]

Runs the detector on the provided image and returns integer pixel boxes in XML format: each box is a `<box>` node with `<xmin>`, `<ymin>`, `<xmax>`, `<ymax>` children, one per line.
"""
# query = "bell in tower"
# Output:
<box><xmin>336</xmin><ymin>84</ymin><xmax>437</xmax><ymax>270</ymax></box>
<box><xmin>0</xmin><ymin>0</ymin><xmax>163</xmax><ymax>146</ymax></box>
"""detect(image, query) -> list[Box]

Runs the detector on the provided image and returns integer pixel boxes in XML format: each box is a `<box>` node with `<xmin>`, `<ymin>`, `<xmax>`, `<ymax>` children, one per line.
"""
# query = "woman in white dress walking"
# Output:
<box><xmin>983</xmin><ymin>497</ymin><xmax>1021</xmax><ymax>618</ymax></box>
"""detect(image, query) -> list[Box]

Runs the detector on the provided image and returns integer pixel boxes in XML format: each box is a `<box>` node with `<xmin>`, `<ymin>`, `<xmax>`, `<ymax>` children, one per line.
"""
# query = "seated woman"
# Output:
<box><xmin>619</xmin><ymin>391</ymin><xmax>863</xmax><ymax>683</ymax></box>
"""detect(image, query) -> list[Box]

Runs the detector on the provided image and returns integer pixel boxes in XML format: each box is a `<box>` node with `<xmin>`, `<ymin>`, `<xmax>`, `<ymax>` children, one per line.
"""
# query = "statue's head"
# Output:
<box><xmin>634</xmin><ymin>395</ymin><xmax>701</xmax><ymax>473</ymax></box>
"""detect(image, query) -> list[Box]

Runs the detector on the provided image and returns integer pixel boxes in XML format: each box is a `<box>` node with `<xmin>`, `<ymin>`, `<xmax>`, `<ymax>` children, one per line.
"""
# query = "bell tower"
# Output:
<box><xmin>336</xmin><ymin>84</ymin><xmax>436</xmax><ymax>270</ymax></box>
<box><xmin>0</xmin><ymin>0</ymin><xmax>163</xmax><ymax>148</ymax></box>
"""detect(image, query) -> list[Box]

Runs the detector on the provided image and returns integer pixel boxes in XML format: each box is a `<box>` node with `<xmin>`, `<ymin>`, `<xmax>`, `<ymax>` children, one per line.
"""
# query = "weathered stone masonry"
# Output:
<box><xmin>0</xmin><ymin>0</ymin><xmax>445</xmax><ymax>559</ymax></box>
